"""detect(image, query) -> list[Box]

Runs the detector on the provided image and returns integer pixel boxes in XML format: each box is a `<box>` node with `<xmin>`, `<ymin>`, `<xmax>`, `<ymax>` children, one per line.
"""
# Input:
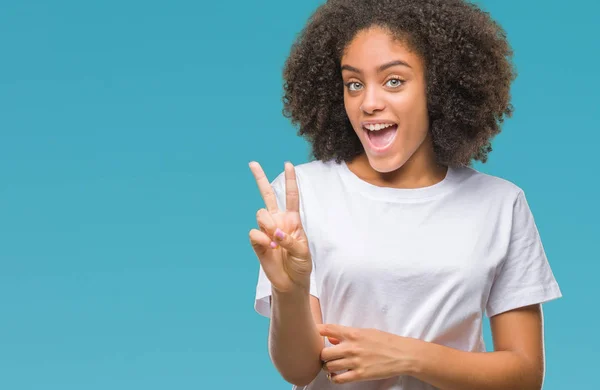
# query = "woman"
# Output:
<box><xmin>249</xmin><ymin>0</ymin><xmax>562</xmax><ymax>389</ymax></box>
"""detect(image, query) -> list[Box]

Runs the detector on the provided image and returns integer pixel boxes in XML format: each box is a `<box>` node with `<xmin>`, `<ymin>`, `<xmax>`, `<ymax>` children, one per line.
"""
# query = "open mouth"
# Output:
<box><xmin>363</xmin><ymin>123</ymin><xmax>398</xmax><ymax>152</ymax></box>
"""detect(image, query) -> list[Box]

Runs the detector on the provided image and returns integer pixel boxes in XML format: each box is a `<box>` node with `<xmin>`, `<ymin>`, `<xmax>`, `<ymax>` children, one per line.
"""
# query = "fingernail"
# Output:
<box><xmin>275</xmin><ymin>229</ymin><xmax>285</xmax><ymax>240</ymax></box>
<box><xmin>270</xmin><ymin>241</ymin><xmax>278</xmax><ymax>249</ymax></box>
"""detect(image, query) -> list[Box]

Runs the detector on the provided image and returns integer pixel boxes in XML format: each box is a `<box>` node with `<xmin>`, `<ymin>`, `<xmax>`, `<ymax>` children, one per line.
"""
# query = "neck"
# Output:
<box><xmin>347</xmin><ymin>147</ymin><xmax>448</xmax><ymax>189</ymax></box>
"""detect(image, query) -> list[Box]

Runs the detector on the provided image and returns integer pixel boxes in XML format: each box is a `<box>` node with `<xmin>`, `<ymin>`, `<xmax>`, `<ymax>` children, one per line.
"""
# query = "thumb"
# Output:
<box><xmin>273</xmin><ymin>228</ymin><xmax>308</xmax><ymax>258</ymax></box>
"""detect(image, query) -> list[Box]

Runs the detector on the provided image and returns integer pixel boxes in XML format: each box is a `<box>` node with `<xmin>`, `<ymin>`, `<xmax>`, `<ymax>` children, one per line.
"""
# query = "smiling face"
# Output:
<box><xmin>341</xmin><ymin>26</ymin><xmax>435</xmax><ymax>175</ymax></box>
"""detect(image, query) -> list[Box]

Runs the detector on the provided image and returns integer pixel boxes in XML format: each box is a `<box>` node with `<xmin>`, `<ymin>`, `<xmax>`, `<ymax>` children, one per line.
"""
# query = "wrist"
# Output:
<box><xmin>399</xmin><ymin>337</ymin><xmax>426</xmax><ymax>377</ymax></box>
<box><xmin>270</xmin><ymin>286</ymin><xmax>313</xmax><ymax>322</ymax></box>
<box><xmin>272</xmin><ymin>281</ymin><xmax>310</xmax><ymax>296</ymax></box>
<box><xmin>271</xmin><ymin>285</ymin><xmax>310</xmax><ymax>302</ymax></box>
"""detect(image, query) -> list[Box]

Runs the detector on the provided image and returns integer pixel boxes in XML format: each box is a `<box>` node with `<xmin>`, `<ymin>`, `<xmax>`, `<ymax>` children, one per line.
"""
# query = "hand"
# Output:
<box><xmin>248</xmin><ymin>161</ymin><xmax>312</xmax><ymax>294</ymax></box>
<box><xmin>318</xmin><ymin>324</ymin><xmax>418</xmax><ymax>385</ymax></box>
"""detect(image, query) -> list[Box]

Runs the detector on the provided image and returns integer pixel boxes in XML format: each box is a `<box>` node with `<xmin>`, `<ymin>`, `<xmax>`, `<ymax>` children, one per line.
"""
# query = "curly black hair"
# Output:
<box><xmin>282</xmin><ymin>0</ymin><xmax>516</xmax><ymax>167</ymax></box>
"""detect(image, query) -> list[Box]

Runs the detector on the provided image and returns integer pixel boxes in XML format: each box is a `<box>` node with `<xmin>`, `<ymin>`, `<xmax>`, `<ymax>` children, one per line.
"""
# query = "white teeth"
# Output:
<box><xmin>365</xmin><ymin>123</ymin><xmax>395</xmax><ymax>131</ymax></box>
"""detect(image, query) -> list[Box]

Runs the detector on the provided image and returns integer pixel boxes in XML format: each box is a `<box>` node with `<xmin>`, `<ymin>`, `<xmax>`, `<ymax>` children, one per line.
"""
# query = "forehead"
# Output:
<box><xmin>341</xmin><ymin>26</ymin><xmax>422</xmax><ymax>70</ymax></box>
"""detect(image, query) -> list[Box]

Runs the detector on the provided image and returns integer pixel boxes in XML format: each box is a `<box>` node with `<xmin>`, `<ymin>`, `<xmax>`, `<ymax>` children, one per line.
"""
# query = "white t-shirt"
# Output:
<box><xmin>253</xmin><ymin>159</ymin><xmax>562</xmax><ymax>390</ymax></box>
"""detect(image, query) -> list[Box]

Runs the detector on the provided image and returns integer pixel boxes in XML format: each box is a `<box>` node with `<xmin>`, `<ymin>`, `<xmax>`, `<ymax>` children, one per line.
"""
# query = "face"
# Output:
<box><xmin>341</xmin><ymin>26</ymin><xmax>432</xmax><ymax>174</ymax></box>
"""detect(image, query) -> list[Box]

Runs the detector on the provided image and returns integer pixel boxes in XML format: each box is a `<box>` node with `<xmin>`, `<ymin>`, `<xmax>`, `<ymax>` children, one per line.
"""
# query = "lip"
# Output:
<box><xmin>362</xmin><ymin>123</ymin><xmax>398</xmax><ymax>154</ymax></box>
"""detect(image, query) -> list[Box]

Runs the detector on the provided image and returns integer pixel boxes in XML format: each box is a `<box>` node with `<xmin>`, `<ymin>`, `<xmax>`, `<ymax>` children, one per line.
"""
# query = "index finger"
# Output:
<box><xmin>317</xmin><ymin>324</ymin><xmax>348</xmax><ymax>339</ymax></box>
<box><xmin>249</xmin><ymin>161</ymin><xmax>279</xmax><ymax>213</ymax></box>
<box><xmin>284</xmin><ymin>162</ymin><xmax>300</xmax><ymax>213</ymax></box>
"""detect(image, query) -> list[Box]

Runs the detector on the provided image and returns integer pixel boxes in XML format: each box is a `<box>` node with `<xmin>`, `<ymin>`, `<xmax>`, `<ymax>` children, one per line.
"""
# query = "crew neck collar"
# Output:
<box><xmin>338</xmin><ymin>160</ymin><xmax>459</xmax><ymax>201</ymax></box>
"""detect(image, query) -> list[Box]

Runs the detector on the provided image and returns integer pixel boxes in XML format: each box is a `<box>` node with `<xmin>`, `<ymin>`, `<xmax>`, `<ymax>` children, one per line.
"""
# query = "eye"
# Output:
<box><xmin>385</xmin><ymin>77</ymin><xmax>404</xmax><ymax>88</ymax></box>
<box><xmin>345</xmin><ymin>81</ymin><xmax>363</xmax><ymax>91</ymax></box>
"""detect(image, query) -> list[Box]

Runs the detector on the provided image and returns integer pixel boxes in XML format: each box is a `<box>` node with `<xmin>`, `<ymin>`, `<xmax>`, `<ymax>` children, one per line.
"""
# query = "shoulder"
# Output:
<box><xmin>453</xmin><ymin>165</ymin><xmax>524</xmax><ymax>204</ymax></box>
<box><xmin>271</xmin><ymin>159</ymin><xmax>340</xmax><ymax>191</ymax></box>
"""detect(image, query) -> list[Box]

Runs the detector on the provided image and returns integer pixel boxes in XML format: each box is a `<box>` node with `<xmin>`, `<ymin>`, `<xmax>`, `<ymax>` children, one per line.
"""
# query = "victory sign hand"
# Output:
<box><xmin>249</xmin><ymin>161</ymin><xmax>312</xmax><ymax>294</ymax></box>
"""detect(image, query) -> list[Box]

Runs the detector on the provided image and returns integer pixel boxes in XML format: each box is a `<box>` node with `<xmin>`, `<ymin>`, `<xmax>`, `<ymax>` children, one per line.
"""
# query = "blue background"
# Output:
<box><xmin>0</xmin><ymin>0</ymin><xmax>597</xmax><ymax>388</ymax></box>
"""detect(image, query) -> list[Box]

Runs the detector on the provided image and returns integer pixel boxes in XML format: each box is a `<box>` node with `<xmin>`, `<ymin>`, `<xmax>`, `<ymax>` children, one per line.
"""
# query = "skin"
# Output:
<box><xmin>341</xmin><ymin>26</ymin><xmax>448</xmax><ymax>189</ymax></box>
<box><xmin>249</xmin><ymin>25</ymin><xmax>546</xmax><ymax>389</ymax></box>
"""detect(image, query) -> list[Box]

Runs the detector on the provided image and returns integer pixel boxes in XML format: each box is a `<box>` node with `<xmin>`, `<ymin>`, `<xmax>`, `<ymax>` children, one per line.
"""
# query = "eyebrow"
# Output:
<box><xmin>340</xmin><ymin>60</ymin><xmax>412</xmax><ymax>74</ymax></box>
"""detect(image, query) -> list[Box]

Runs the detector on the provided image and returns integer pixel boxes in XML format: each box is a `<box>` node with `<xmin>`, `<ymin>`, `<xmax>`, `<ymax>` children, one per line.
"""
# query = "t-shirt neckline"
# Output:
<box><xmin>338</xmin><ymin>160</ymin><xmax>458</xmax><ymax>201</ymax></box>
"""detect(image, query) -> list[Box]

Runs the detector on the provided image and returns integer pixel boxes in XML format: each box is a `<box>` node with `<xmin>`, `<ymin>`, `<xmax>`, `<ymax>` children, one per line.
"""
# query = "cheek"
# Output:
<box><xmin>390</xmin><ymin>90</ymin><xmax>426</xmax><ymax>112</ymax></box>
<box><xmin>391</xmin><ymin>91</ymin><xmax>428</xmax><ymax>127</ymax></box>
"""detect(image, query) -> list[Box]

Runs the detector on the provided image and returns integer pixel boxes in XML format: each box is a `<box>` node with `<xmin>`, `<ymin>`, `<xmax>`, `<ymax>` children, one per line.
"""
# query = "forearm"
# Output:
<box><xmin>269</xmin><ymin>287</ymin><xmax>323</xmax><ymax>387</ymax></box>
<box><xmin>407</xmin><ymin>339</ymin><xmax>542</xmax><ymax>390</ymax></box>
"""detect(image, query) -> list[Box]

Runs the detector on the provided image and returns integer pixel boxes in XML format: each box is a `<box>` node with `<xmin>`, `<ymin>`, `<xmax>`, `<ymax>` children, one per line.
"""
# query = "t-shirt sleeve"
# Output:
<box><xmin>485</xmin><ymin>190</ymin><xmax>562</xmax><ymax>318</ymax></box>
<box><xmin>253</xmin><ymin>172</ymin><xmax>319</xmax><ymax>318</ymax></box>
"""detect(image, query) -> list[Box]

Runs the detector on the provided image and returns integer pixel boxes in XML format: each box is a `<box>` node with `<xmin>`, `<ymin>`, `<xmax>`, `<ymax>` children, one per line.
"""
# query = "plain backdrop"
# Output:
<box><xmin>0</xmin><ymin>0</ymin><xmax>598</xmax><ymax>388</ymax></box>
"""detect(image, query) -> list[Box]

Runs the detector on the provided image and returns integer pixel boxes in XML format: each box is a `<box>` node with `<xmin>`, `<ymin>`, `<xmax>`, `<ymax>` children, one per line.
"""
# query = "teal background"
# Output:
<box><xmin>0</xmin><ymin>0</ymin><xmax>597</xmax><ymax>388</ymax></box>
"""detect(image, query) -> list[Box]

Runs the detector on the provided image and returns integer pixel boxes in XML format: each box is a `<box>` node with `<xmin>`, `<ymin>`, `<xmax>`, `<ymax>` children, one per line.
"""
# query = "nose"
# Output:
<box><xmin>360</xmin><ymin>86</ymin><xmax>385</xmax><ymax>114</ymax></box>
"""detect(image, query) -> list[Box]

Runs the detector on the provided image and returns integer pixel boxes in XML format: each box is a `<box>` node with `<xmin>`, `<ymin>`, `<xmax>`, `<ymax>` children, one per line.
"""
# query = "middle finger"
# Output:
<box><xmin>284</xmin><ymin>162</ymin><xmax>299</xmax><ymax>213</ymax></box>
<box><xmin>322</xmin><ymin>358</ymin><xmax>356</xmax><ymax>373</ymax></box>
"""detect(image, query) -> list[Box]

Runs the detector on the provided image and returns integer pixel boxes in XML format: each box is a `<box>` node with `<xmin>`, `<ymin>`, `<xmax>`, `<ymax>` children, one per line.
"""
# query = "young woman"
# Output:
<box><xmin>249</xmin><ymin>1</ymin><xmax>562</xmax><ymax>389</ymax></box>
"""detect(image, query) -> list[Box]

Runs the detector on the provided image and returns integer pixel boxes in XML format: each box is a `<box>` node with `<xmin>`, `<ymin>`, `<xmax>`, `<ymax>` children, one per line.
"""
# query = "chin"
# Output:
<box><xmin>365</xmin><ymin>152</ymin><xmax>408</xmax><ymax>173</ymax></box>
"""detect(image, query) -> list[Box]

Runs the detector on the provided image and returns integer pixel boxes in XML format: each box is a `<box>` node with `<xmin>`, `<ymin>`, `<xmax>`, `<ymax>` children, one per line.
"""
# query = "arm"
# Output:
<box><xmin>408</xmin><ymin>304</ymin><xmax>544</xmax><ymax>390</ymax></box>
<box><xmin>268</xmin><ymin>290</ymin><xmax>324</xmax><ymax>387</ymax></box>
<box><xmin>248</xmin><ymin>161</ymin><xmax>324</xmax><ymax>386</ymax></box>
<box><xmin>319</xmin><ymin>304</ymin><xmax>545</xmax><ymax>389</ymax></box>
